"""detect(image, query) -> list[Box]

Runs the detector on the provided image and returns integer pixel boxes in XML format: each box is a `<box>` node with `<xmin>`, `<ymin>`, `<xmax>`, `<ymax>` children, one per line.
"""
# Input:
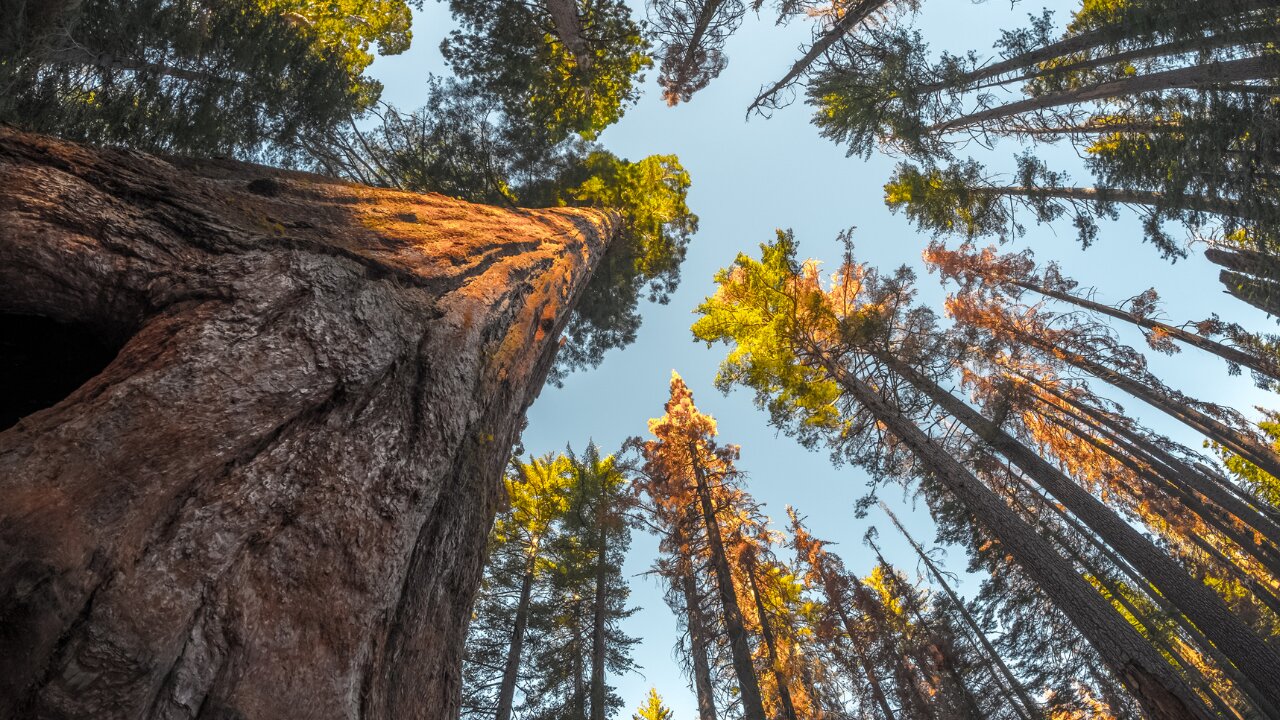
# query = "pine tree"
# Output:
<box><xmin>692</xmin><ymin>231</ymin><xmax>1264</xmax><ymax>719</ymax></box>
<box><xmin>642</xmin><ymin>373</ymin><xmax>769</xmax><ymax>720</ymax></box>
<box><xmin>462</xmin><ymin>455</ymin><xmax>574</xmax><ymax>720</ymax></box>
<box><xmin>1</xmin><ymin>0</ymin><xmax>416</xmax><ymax>159</ymax></box>
<box><xmin>442</xmin><ymin>0</ymin><xmax>652</xmax><ymax>146</ymax></box>
<box><xmin>923</xmin><ymin>241</ymin><xmax>1280</xmax><ymax>388</ymax></box>
<box><xmin>633</xmin><ymin>688</ymin><xmax>675</xmax><ymax>720</ymax></box>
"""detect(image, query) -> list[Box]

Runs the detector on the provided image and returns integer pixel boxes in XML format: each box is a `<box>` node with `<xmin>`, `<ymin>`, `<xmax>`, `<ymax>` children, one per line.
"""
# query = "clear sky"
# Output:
<box><xmin>369</xmin><ymin>3</ymin><xmax>1276</xmax><ymax>716</ymax></box>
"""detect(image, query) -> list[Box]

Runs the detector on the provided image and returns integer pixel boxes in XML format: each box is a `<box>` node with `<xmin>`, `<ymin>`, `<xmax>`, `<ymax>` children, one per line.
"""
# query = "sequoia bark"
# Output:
<box><xmin>0</xmin><ymin>129</ymin><xmax>617</xmax><ymax>719</ymax></box>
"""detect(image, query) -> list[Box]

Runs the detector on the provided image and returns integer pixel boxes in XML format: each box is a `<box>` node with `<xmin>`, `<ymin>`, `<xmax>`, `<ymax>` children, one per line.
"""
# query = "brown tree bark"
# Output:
<box><xmin>496</xmin><ymin>562</ymin><xmax>536</xmax><ymax>720</ymax></box>
<box><xmin>875</xmin><ymin>354</ymin><xmax>1280</xmax><ymax>711</ymax></box>
<box><xmin>676</xmin><ymin>511</ymin><xmax>720</xmax><ymax>720</ymax></box>
<box><xmin>690</xmin><ymin>446</ymin><xmax>768</xmax><ymax>720</ymax></box>
<box><xmin>930</xmin><ymin>55</ymin><xmax>1279</xmax><ymax>134</ymax></box>
<box><xmin>742</xmin><ymin>551</ymin><xmax>798</xmax><ymax>720</ymax></box>
<box><xmin>0</xmin><ymin>129</ymin><xmax>618</xmax><ymax>719</ymax></box>
<box><xmin>881</xmin><ymin>506</ymin><xmax>1041</xmax><ymax>720</ymax></box>
<box><xmin>816</xmin><ymin>359</ymin><xmax>1215</xmax><ymax>720</ymax></box>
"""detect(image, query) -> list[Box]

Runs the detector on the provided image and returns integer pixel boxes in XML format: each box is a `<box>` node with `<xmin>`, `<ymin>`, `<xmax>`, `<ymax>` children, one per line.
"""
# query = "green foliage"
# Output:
<box><xmin>464</xmin><ymin>446</ymin><xmax>638</xmax><ymax>720</ymax></box>
<box><xmin>632</xmin><ymin>688</ymin><xmax>674</xmax><ymax>720</ymax></box>
<box><xmin>691</xmin><ymin>230</ymin><xmax>845</xmax><ymax>444</ymax></box>
<box><xmin>537</xmin><ymin>151</ymin><xmax>699</xmax><ymax>378</ymax></box>
<box><xmin>1210</xmin><ymin>410</ymin><xmax>1280</xmax><ymax>507</ymax></box>
<box><xmin>1</xmin><ymin>0</ymin><xmax>416</xmax><ymax>159</ymax></box>
<box><xmin>442</xmin><ymin>0</ymin><xmax>651</xmax><ymax>146</ymax></box>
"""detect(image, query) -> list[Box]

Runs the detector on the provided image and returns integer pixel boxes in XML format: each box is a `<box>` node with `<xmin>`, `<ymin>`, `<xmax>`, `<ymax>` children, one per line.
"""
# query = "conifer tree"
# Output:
<box><xmin>442</xmin><ymin>0</ymin><xmax>651</xmax><ymax>146</ymax></box>
<box><xmin>1</xmin><ymin>0</ymin><xmax>416</xmax><ymax>159</ymax></box>
<box><xmin>924</xmin><ymin>242</ymin><xmax>1280</xmax><ymax>388</ymax></box>
<box><xmin>806</xmin><ymin>0</ymin><xmax>1280</xmax><ymax>295</ymax></box>
<box><xmin>643</xmin><ymin>373</ymin><xmax>769</xmax><ymax>720</ymax></box>
<box><xmin>633</xmin><ymin>688</ymin><xmax>675</xmax><ymax>720</ymax></box>
<box><xmin>692</xmin><ymin>231</ymin><xmax>1278</xmax><ymax>719</ymax></box>
<box><xmin>462</xmin><ymin>447</ymin><xmax>637</xmax><ymax>720</ymax></box>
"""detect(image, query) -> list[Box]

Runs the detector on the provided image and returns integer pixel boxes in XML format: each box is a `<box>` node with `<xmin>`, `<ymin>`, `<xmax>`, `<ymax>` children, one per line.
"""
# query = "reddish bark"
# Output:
<box><xmin>0</xmin><ymin>129</ymin><xmax>617</xmax><ymax>718</ymax></box>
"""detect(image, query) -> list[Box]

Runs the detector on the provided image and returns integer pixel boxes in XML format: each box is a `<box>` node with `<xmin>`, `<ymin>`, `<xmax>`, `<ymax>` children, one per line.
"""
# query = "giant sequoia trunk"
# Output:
<box><xmin>0</xmin><ymin>130</ymin><xmax>618</xmax><ymax>719</ymax></box>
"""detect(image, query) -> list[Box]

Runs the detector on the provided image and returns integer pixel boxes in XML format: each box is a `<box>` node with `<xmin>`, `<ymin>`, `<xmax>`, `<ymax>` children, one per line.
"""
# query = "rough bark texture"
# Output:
<box><xmin>0</xmin><ymin>129</ymin><xmax>618</xmax><ymax>719</ymax></box>
<box><xmin>819</xmin><ymin>360</ymin><xmax>1214</xmax><ymax>720</ymax></box>
<box><xmin>690</xmin><ymin>449</ymin><xmax>767</xmax><ymax>720</ymax></box>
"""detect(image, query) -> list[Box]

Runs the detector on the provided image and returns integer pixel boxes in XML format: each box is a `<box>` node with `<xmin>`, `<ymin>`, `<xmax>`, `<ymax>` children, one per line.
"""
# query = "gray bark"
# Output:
<box><xmin>816</xmin><ymin>358</ymin><xmax>1215</xmax><ymax>720</ymax></box>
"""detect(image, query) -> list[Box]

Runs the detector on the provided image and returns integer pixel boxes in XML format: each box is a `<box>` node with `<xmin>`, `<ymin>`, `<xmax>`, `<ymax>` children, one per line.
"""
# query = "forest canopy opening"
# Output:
<box><xmin>0</xmin><ymin>313</ymin><xmax>123</xmax><ymax>431</ymax></box>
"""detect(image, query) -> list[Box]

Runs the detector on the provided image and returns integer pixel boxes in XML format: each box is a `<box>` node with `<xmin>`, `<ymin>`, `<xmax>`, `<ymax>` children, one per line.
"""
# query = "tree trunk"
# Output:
<box><xmin>1009</xmin><ymin>277</ymin><xmax>1280</xmax><ymax>383</ymax></box>
<box><xmin>829</xmin><ymin>591</ymin><xmax>897</xmax><ymax>720</ymax></box>
<box><xmin>496</xmin><ymin>563</ymin><xmax>537</xmax><ymax>720</ymax></box>
<box><xmin>690</xmin><ymin>447</ymin><xmax>768</xmax><ymax>720</ymax></box>
<box><xmin>876</xmin><ymin>354</ymin><xmax>1280</xmax><ymax>710</ymax></box>
<box><xmin>677</xmin><ymin>511</ymin><xmax>720</xmax><ymax>720</ymax></box>
<box><xmin>744</xmin><ymin>554</ymin><xmax>799</xmax><ymax>720</ymax></box>
<box><xmin>927</xmin><ymin>0</ymin><xmax>1276</xmax><ymax>96</ymax></box>
<box><xmin>881</xmin><ymin>506</ymin><xmax>1041</xmax><ymax>720</ymax></box>
<box><xmin>1220</xmin><ymin>269</ymin><xmax>1280</xmax><ymax>318</ymax></box>
<box><xmin>1205</xmin><ymin>246</ymin><xmax>1280</xmax><ymax>285</ymax></box>
<box><xmin>930</xmin><ymin>55</ymin><xmax>1279</xmax><ymax>134</ymax></box>
<box><xmin>590</xmin><ymin>483</ymin><xmax>609</xmax><ymax>720</ymax></box>
<box><xmin>0</xmin><ymin>129</ymin><xmax>618</xmax><ymax>719</ymax></box>
<box><xmin>818</xmin><ymin>359</ymin><xmax>1215</xmax><ymax>720</ymax></box>
<box><xmin>749</xmin><ymin>0</ymin><xmax>892</xmax><ymax>112</ymax></box>
<box><xmin>1011</xmin><ymin>327</ymin><xmax>1280</xmax><ymax>480</ymax></box>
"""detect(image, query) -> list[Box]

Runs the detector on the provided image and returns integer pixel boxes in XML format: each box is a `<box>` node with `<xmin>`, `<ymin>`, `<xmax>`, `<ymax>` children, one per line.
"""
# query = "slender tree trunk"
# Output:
<box><xmin>545</xmin><ymin>0</ymin><xmax>593</xmax><ymax>72</ymax></box>
<box><xmin>816</xmin><ymin>358</ymin><xmax>1215</xmax><ymax>720</ymax></box>
<box><xmin>590</xmin><ymin>499</ymin><xmax>609</xmax><ymax>720</ymax></box>
<box><xmin>681</xmin><ymin>562</ymin><xmax>720</xmax><ymax>720</ymax></box>
<box><xmin>1011</xmin><ymin>327</ymin><xmax>1280</xmax><ymax>480</ymax></box>
<box><xmin>871</xmin><ymin>550</ymin><xmax>984</xmax><ymax>720</ymax></box>
<box><xmin>926</xmin><ymin>0</ymin><xmax>1277</xmax><ymax>95</ymax></box>
<box><xmin>1036</xmin><ymin>409</ymin><xmax>1280</xmax><ymax>616</ymax></box>
<box><xmin>930</xmin><ymin>55</ymin><xmax>1279</xmax><ymax>134</ymax></box>
<box><xmin>678</xmin><ymin>512</ymin><xmax>720</xmax><ymax>720</ymax></box>
<box><xmin>496</xmin><ymin>561</ymin><xmax>537</xmax><ymax>720</ymax></box>
<box><xmin>690</xmin><ymin>447</ymin><xmax>769</xmax><ymax>720</ymax></box>
<box><xmin>0</xmin><ymin>129</ymin><xmax>618</xmax><ymax>719</ymax></box>
<box><xmin>574</xmin><ymin>610</ymin><xmax>587</xmax><ymax>720</ymax></box>
<box><xmin>876</xmin><ymin>353</ymin><xmax>1280</xmax><ymax>710</ymax></box>
<box><xmin>1008</xmin><ymin>278</ymin><xmax>1280</xmax><ymax>382</ymax></box>
<box><xmin>929</xmin><ymin>21</ymin><xmax>1280</xmax><ymax>99</ymax></box>
<box><xmin>881</xmin><ymin>506</ymin><xmax>1041</xmax><ymax>720</ymax></box>
<box><xmin>829</xmin><ymin>592</ymin><xmax>897</xmax><ymax>720</ymax></box>
<box><xmin>1030</xmin><ymin>378</ymin><xmax>1280</xmax><ymax>541</ymax></box>
<box><xmin>1002</xmin><ymin>465</ymin><xmax>1278</xmax><ymax>718</ymax></box>
<box><xmin>1220</xmin><ymin>269</ymin><xmax>1280</xmax><ymax>317</ymax></box>
<box><xmin>1005</xmin><ymin>490</ymin><xmax>1245</xmax><ymax>720</ymax></box>
<box><xmin>1206</xmin><ymin>246</ymin><xmax>1280</xmax><ymax>285</ymax></box>
<box><xmin>744</xmin><ymin>554</ymin><xmax>799</xmax><ymax>720</ymax></box>
<box><xmin>749</xmin><ymin>0</ymin><xmax>892</xmax><ymax>112</ymax></box>
<box><xmin>970</xmin><ymin>182</ymin><xmax>1247</xmax><ymax>219</ymax></box>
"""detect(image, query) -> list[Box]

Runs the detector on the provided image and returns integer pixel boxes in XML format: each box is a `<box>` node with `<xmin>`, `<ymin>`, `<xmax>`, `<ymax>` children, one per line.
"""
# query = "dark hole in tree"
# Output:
<box><xmin>0</xmin><ymin>314</ymin><xmax>123</xmax><ymax>432</ymax></box>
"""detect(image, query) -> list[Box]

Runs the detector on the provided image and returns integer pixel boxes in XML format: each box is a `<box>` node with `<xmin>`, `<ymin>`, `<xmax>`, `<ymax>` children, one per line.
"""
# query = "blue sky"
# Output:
<box><xmin>369</xmin><ymin>3</ymin><xmax>1276</xmax><ymax>716</ymax></box>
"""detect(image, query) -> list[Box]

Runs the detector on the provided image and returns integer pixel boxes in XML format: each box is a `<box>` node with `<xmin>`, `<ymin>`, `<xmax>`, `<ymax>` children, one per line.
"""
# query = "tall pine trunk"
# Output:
<box><xmin>877</xmin><ymin>353</ymin><xmax>1280</xmax><ymax>710</ymax></box>
<box><xmin>496</xmin><ymin>562</ymin><xmax>537</xmax><ymax>720</ymax></box>
<box><xmin>743</xmin><ymin>553</ymin><xmax>799</xmax><ymax>720</ymax></box>
<box><xmin>590</xmin><ymin>481</ymin><xmax>609</xmax><ymax>720</ymax></box>
<box><xmin>690</xmin><ymin>446</ymin><xmax>768</xmax><ymax>720</ymax></box>
<box><xmin>1010</xmin><ymin>327</ymin><xmax>1280</xmax><ymax>479</ymax></box>
<box><xmin>0</xmin><ymin>129</ymin><xmax>617</xmax><ymax>719</ymax></box>
<box><xmin>818</xmin><ymin>359</ymin><xmax>1215</xmax><ymax>720</ymax></box>
<box><xmin>930</xmin><ymin>55</ymin><xmax>1278</xmax><ymax>134</ymax></box>
<box><xmin>1007</xmin><ymin>277</ymin><xmax>1280</xmax><ymax>382</ymax></box>
<box><xmin>882</xmin><ymin>506</ymin><xmax>1041</xmax><ymax>720</ymax></box>
<box><xmin>678</xmin><ymin>513</ymin><xmax>720</xmax><ymax>720</ymax></box>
